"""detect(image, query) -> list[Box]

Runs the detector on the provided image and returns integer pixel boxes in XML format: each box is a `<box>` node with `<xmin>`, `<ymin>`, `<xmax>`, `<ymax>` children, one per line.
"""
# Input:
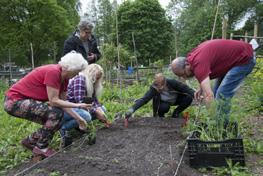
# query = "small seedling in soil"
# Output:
<box><xmin>112</xmin><ymin>158</ymin><xmax>119</xmax><ymax>164</ymax></box>
<box><xmin>86</xmin><ymin>122</ymin><xmax>97</xmax><ymax>145</ymax></box>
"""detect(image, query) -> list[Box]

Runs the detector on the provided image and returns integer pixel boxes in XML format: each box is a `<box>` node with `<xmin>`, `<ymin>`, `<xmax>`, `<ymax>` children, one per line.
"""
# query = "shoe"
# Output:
<box><xmin>172</xmin><ymin>111</ymin><xmax>182</xmax><ymax>118</ymax></box>
<box><xmin>59</xmin><ymin>129</ymin><xmax>66</xmax><ymax>138</ymax></box>
<box><xmin>21</xmin><ymin>137</ymin><xmax>36</xmax><ymax>151</ymax></box>
<box><xmin>59</xmin><ymin>129</ymin><xmax>72</xmax><ymax>148</ymax></box>
<box><xmin>33</xmin><ymin>146</ymin><xmax>56</xmax><ymax>158</ymax></box>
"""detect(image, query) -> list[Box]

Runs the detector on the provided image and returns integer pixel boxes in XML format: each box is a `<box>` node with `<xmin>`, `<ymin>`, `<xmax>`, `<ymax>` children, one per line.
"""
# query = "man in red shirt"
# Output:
<box><xmin>171</xmin><ymin>39</ymin><xmax>255</xmax><ymax>122</ymax></box>
<box><xmin>4</xmin><ymin>51</ymin><xmax>90</xmax><ymax>158</ymax></box>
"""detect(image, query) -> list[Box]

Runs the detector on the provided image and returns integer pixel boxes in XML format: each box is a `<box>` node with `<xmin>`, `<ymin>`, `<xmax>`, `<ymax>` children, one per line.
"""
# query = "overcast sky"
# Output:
<box><xmin>80</xmin><ymin>0</ymin><xmax>171</xmax><ymax>15</ymax></box>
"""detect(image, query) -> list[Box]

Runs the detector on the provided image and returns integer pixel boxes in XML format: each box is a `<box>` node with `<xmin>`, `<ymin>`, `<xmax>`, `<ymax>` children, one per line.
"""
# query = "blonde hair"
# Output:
<box><xmin>80</xmin><ymin>64</ymin><xmax>104</xmax><ymax>98</ymax></box>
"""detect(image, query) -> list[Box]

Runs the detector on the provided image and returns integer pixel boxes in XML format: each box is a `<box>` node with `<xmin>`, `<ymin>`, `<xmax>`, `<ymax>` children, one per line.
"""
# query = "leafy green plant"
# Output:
<box><xmin>213</xmin><ymin>160</ymin><xmax>250</xmax><ymax>176</ymax></box>
<box><xmin>50</xmin><ymin>171</ymin><xmax>61</xmax><ymax>176</ymax></box>
<box><xmin>244</xmin><ymin>139</ymin><xmax>263</xmax><ymax>153</ymax></box>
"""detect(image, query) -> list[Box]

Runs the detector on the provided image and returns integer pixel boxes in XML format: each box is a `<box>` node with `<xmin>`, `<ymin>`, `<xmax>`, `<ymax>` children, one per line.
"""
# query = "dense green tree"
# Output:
<box><xmin>96</xmin><ymin>0</ymin><xmax>114</xmax><ymax>43</ymax></box>
<box><xmin>0</xmin><ymin>0</ymin><xmax>79</xmax><ymax>66</ymax></box>
<box><xmin>116</xmin><ymin>0</ymin><xmax>174</xmax><ymax>65</ymax></box>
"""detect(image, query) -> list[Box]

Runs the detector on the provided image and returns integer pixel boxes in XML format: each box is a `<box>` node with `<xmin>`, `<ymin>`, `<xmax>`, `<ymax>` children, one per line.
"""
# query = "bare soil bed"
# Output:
<box><xmin>8</xmin><ymin>117</ymin><xmax>204</xmax><ymax>176</ymax></box>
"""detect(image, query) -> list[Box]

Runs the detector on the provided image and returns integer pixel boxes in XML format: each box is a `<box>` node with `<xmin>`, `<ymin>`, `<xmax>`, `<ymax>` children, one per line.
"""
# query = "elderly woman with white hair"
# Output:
<box><xmin>60</xmin><ymin>64</ymin><xmax>109</xmax><ymax>147</ymax></box>
<box><xmin>4</xmin><ymin>51</ymin><xmax>90</xmax><ymax>158</ymax></box>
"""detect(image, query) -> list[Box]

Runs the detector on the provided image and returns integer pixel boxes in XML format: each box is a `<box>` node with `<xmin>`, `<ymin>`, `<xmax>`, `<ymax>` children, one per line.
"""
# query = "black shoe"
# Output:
<box><xmin>59</xmin><ymin>129</ymin><xmax>72</xmax><ymax>148</ymax></box>
<box><xmin>172</xmin><ymin>111</ymin><xmax>182</xmax><ymax>118</ymax></box>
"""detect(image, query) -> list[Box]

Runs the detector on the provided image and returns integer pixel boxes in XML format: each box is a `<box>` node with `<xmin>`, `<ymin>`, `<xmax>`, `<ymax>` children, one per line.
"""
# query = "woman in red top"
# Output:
<box><xmin>4</xmin><ymin>51</ymin><xmax>90</xmax><ymax>158</ymax></box>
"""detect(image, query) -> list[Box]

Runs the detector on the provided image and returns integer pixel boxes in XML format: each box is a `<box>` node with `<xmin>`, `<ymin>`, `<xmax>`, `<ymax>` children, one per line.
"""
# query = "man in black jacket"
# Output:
<box><xmin>63</xmin><ymin>20</ymin><xmax>101</xmax><ymax>64</ymax></box>
<box><xmin>125</xmin><ymin>73</ymin><xmax>194</xmax><ymax>118</ymax></box>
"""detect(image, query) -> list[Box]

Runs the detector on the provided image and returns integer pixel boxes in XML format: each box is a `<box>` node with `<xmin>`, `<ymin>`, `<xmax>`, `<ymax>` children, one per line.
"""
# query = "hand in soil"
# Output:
<box><xmin>32</xmin><ymin>155</ymin><xmax>43</xmax><ymax>163</ymax></box>
<box><xmin>104</xmin><ymin>121</ymin><xmax>111</xmax><ymax>128</ymax></box>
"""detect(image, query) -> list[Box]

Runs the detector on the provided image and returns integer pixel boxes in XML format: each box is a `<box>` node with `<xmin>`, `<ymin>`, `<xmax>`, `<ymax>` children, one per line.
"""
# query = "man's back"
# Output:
<box><xmin>187</xmin><ymin>39</ymin><xmax>253</xmax><ymax>82</ymax></box>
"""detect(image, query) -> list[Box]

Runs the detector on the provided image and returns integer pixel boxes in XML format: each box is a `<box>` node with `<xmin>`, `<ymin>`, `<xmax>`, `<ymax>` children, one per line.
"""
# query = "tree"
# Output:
<box><xmin>0</xmin><ymin>0</ymin><xmax>79</xmax><ymax>66</ymax></box>
<box><xmin>98</xmin><ymin>43</ymin><xmax>132</xmax><ymax>68</ymax></box>
<box><xmin>167</xmin><ymin>0</ymin><xmax>263</xmax><ymax>56</ymax></box>
<box><xmin>168</xmin><ymin>0</ymin><xmax>222</xmax><ymax>55</ymax></box>
<box><xmin>116</xmin><ymin>0</ymin><xmax>174</xmax><ymax>65</ymax></box>
<box><xmin>96</xmin><ymin>0</ymin><xmax>114</xmax><ymax>44</ymax></box>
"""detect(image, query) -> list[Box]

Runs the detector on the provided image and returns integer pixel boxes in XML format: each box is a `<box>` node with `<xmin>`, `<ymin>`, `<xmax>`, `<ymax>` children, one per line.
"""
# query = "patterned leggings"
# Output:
<box><xmin>4</xmin><ymin>96</ymin><xmax>63</xmax><ymax>149</ymax></box>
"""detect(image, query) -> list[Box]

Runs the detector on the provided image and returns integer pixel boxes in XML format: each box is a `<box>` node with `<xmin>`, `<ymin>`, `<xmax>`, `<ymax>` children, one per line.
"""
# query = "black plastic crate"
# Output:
<box><xmin>187</xmin><ymin>131</ymin><xmax>245</xmax><ymax>168</ymax></box>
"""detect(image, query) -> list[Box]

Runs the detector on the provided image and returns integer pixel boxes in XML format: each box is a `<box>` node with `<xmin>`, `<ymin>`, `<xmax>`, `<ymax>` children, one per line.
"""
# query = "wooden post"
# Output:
<box><xmin>174</xmin><ymin>28</ymin><xmax>178</xmax><ymax>58</ymax></box>
<box><xmin>53</xmin><ymin>42</ymin><xmax>57</xmax><ymax>63</ymax></box>
<box><xmin>254</xmin><ymin>22</ymin><xmax>258</xmax><ymax>38</ymax></box>
<box><xmin>114</xmin><ymin>0</ymin><xmax>122</xmax><ymax>97</ymax></box>
<box><xmin>132</xmin><ymin>32</ymin><xmax>138</xmax><ymax>81</ymax></box>
<box><xmin>211</xmin><ymin>0</ymin><xmax>221</xmax><ymax>40</ymax></box>
<box><xmin>222</xmin><ymin>17</ymin><xmax>228</xmax><ymax>39</ymax></box>
<box><xmin>244</xmin><ymin>31</ymin><xmax>248</xmax><ymax>42</ymax></box>
<box><xmin>8</xmin><ymin>49</ymin><xmax>12</xmax><ymax>84</ymax></box>
<box><xmin>30</xmin><ymin>43</ymin><xmax>34</xmax><ymax>69</ymax></box>
<box><xmin>230</xmin><ymin>33</ymin><xmax>233</xmax><ymax>40</ymax></box>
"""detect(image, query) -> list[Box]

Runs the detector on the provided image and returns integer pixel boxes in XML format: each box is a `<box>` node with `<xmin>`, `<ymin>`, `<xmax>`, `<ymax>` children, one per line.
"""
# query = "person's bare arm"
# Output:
<box><xmin>47</xmin><ymin>87</ymin><xmax>90</xmax><ymax>130</ymax></box>
<box><xmin>47</xmin><ymin>86</ymin><xmax>90</xmax><ymax>109</ymax></box>
<box><xmin>200</xmin><ymin>77</ymin><xmax>214</xmax><ymax>104</ymax></box>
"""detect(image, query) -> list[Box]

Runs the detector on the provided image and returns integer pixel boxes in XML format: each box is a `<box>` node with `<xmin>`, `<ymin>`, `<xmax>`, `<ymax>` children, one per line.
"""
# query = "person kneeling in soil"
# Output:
<box><xmin>60</xmin><ymin>64</ymin><xmax>110</xmax><ymax>147</ymax></box>
<box><xmin>4</xmin><ymin>52</ymin><xmax>90</xmax><ymax>158</ymax></box>
<box><xmin>125</xmin><ymin>73</ymin><xmax>194</xmax><ymax>119</ymax></box>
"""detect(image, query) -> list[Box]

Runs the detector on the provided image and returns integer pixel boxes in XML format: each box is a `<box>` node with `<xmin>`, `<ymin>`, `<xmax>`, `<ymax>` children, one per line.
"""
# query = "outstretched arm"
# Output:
<box><xmin>125</xmin><ymin>87</ymin><xmax>157</xmax><ymax>118</ymax></box>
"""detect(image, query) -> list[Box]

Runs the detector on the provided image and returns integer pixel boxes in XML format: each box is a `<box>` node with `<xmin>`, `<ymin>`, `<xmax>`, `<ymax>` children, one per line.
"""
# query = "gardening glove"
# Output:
<box><xmin>125</xmin><ymin>108</ymin><xmax>134</xmax><ymax>119</ymax></box>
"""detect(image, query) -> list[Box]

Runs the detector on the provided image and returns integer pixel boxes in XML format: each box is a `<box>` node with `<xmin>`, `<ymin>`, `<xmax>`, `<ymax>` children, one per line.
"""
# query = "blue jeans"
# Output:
<box><xmin>214</xmin><ymin>56</ymin><xmax>256</xmax><ymax>122</ymax></box>
<box><xmin>61</xmin><ymin>108</ymin><xmax>92</xmax><ymax>130</ymax></box>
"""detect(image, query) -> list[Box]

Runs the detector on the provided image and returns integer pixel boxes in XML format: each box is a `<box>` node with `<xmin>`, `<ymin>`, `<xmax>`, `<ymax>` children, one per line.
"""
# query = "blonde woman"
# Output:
<box><xmin>60</xmin><ymin>64</ymin><xmax>109</xmax><ymax>147</ymax></box>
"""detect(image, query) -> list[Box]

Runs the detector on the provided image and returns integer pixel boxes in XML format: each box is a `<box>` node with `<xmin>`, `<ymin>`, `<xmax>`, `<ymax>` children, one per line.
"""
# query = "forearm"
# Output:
<box><xmin>49</xmin><ymin>98</ymin><xmax>80</xmax><ymax>108</ymax></box>
<box><xmin>200</xmin><ymin>77</ymin><xmax>214</xmax><ymax>103</ymax></box>
<box><xmin>63</xmin><ymin>108</ymin><xmax>83</xmax><ymax>122</ymax></box>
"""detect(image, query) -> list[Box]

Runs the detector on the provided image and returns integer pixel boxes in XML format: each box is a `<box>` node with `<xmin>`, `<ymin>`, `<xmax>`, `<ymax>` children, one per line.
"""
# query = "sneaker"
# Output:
<box><xmin>21</xmin><ymin>137</ymin><xmax>36</xmax><ymax>151</ymax></box>
<box><xmin>33</xmin><ymin>146</ymin><xmax>56</xmax><ymax>158</ymax></box>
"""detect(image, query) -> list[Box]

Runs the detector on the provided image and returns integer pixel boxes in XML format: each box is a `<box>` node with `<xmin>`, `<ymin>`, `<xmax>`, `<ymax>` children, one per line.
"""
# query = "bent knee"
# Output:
<box><xmin>49</xmin><ymin>107</ymin><xmax>64</xmax><ymax>120</ymax></box>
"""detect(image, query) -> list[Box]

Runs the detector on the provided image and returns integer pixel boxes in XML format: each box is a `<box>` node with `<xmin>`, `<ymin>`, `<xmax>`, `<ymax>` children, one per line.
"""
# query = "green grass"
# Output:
<box><xmin>0</xmin><ymin>60</ymin><xmax>262</xmax><ymax>174</ymax></box>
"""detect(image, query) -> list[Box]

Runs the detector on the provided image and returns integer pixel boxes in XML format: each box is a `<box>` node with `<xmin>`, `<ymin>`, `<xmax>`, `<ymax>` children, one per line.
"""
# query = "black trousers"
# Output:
<box><xmin>158</xmin><ymin>94</ymin><xmax>193</xmax><ymax>117</ymax></box>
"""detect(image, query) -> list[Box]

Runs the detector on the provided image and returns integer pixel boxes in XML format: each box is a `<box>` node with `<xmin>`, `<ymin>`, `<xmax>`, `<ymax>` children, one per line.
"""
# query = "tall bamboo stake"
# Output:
<box><xmin>211</xmin><ymin>0</ymin><xmax>221</xmax><ymax>40</ymax></box>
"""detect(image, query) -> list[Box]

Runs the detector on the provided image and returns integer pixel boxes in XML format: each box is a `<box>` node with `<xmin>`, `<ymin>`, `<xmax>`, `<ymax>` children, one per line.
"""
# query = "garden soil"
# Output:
<box><xmin>8</xmin><ymin>117</ymin><xmax>205</xmax><ymax>176</ymax></box>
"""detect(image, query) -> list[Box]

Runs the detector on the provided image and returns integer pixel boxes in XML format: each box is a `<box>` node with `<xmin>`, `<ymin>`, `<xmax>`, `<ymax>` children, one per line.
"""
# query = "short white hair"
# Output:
<box><xmin>59</xmin><ymin>51</ymin><xmax>88</xmax><ymax>71</ymax></box>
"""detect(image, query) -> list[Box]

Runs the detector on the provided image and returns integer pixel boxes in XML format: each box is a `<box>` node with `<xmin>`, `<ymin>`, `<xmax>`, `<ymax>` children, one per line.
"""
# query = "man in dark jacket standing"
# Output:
<box><xmin>63</xmin><ymin>20</ymin><xmax>101</xmax><ymax>64</ymax></box>
<box><xmin>125</xmin><ymin>73</ymin><xmax>194</xmax><ymax>118</ymax></box>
